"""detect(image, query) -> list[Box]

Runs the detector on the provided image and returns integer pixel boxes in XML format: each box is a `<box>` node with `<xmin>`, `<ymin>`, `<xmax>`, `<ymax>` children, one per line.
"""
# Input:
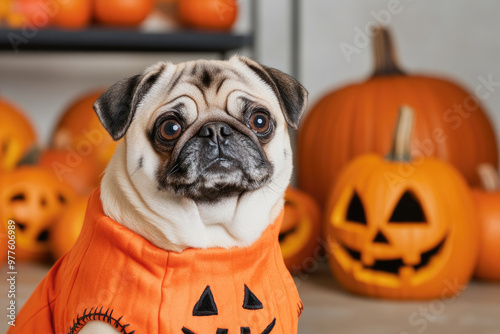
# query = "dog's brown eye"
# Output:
<box><xmin>249</xmin><ymin>112</ymin><xmax>270</xmax><ymax>133</ymax></box>
<box><xmin>159</xmin><ymin>119</ymin><xmax>182</xmax><ymax>141</ymax></box>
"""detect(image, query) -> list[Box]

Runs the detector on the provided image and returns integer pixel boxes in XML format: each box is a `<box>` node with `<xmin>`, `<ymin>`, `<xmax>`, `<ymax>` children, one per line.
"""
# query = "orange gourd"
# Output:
<box><xmin>0</xmin><ymin>167</ymin><xmax>76</xmax><ymax>262</ymax></box>
<box><xmin>50</xmin><ymin>90</ymin><xmax>117</xmax><ymax>175</ymax></box>
<box><xmin>324</xmin><ymin>106</ymin><xmax>478</xmax><ymax>299</ymax></box>
<box><xmin>94</xmin><ymin>0</ymin><xmax>154</xmax><ymax>27</ymax></box>
<box><xmin>178</xmin><ymin>0</ymin><xmax>238</xmax><ymax>31</ymax></box>
<box><xmin>280</xmin><ymin>187</ymin><xmax>322</xmax><ymax>273</ymax></box>
<box><xmin>298</xmin><ymin>28</ymin><xmax>498</xmax><ymax>208</ymax></box>
<box><xmin>0</xmin><ymin>97</ymin><xmax>36</xmax><ymax>171</ymax></box>
<box><xmin>51</xmin><ymin>196</ymin><xmax>88</xmax><ymax>260</ymax></box>
<box><xmin>471</xmin><ymin>164</ymin><xmax>500</xmax><ymax>281</ymax></box>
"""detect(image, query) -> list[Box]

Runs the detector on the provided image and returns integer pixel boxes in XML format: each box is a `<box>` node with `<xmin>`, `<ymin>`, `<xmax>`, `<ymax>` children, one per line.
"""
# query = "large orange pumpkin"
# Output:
<box><xmin>0</xmin><ymin>97</ymin><xmax>37</xmax><ymax>171</ymax></box>
<box><xmin>324</xmin><ymin>107</ymin><xmax>478</xmax><ymax>299</ymax></box>
<box><xmin>472</xmin><ymin>164</ymin><xmax>500</xmax><ymax>281</ymax></box>
<box><xmin>93</xmin><ymin>0</ymin><xmax>154</xmax><ymax>27</ymax></box>
<box><xmin>50</xmin><ymin>90</ymin><xmax>116</xmax><ymax>175</ymax></box>
<box><xmin>39</xmin><ymin>149</ymin><xmax>100</xmax><ymax>195</ymax></box>
<box><xmin>178</xmin><ymin>0</ymin><xmax>238</xmax><ymax>31</ymax></box>
<box><xmin>0</xmin><ymin>167</ymin><xmax>76</xmax><ymax>262</ymax></box>
<box><xmin>51</xmin><ymin>196</ymin><xmax>88</xmax><ymax>260</ymax></box>
<box><xmin>280</xmin><ymin>187</ymin><xmax>322</xmax><ymax>273</ymax></box>
<box><xmin>298</xmin><ymin>28</ymin><xmax>498</xmax><ymax>208</ymax></box>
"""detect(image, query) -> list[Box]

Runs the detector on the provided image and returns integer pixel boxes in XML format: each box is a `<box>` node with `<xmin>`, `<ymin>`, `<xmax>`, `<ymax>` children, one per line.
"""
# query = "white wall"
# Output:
<box><xmin>1</xmin><ymin>0</ymin><xmax>500</xmax><ymax>150</ymax></box>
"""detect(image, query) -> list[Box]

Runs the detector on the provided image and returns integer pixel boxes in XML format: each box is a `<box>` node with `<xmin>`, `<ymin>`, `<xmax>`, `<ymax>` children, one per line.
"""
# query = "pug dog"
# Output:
<box><xmin>11</xmin><ymin>56</ymin><xmax>307</xmax><ymax>334</ymax></box>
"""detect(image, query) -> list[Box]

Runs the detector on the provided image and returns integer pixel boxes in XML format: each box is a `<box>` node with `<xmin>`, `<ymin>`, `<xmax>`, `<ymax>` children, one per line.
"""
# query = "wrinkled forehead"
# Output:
<box><xmin>138</xmin><ymin>59</ymin><xmax>281</xmax><ymax>124</ymax></box>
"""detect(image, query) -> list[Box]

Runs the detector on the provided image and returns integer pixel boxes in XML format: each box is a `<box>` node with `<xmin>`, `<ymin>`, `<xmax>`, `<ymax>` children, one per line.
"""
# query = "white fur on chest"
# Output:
<box><xmin>100</xmin><ymin>141</ymin><xmax>288</xmax><ymax>253</ymax></box>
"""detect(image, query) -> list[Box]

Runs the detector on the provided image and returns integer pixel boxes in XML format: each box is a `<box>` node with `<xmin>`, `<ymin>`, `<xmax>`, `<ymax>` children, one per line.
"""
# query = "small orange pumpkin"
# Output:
<box><xmin>0</xmin><ymin>97</ymin><xmax>36</xmax><ymax>171</ymax></box>
<box><xmin>93</xmin><ymin>0</ymin><xmax>154</xmax><ymax>27</ymax></box>
<box><xmin>0</xmin><ymin>166</ymin><xmax>76</xmax><ymax>262</ymax></box>
<box><xmin>50</xmin><ymin>90</ymin><xmax>117</xmax><ymax>174</ymax></box>
<box><xmin>471</xmin><ymin>164</ymin><xmax>500</xmax><ymax>281</ymax></box>
<box><xmin>51</xmin><ymin>196</ymin><xmax>88</xmax><ymax>260</ymax></box>
<box><xmin>39</xmin><ymin>149</ymin><xmax>101</xmax><ymax>195</ymax></box>
<box><xmin>279</xmin><ymin>187</ymin><xmax>322</xmax><ymax>273</ymax></box>
<box><xmin>298</xmin><ymin>27</ymin><xmax>498</xmax><ymax>208</ymax></box>
<box><xmin>324</xmin><ymin>107</ymin><xmax>478</xmax><ymax>299</ymax></box>
<box><xmin>178</xmin><ymin>0</ymin><xmax>238</xmax><ymax>31</ymax></box>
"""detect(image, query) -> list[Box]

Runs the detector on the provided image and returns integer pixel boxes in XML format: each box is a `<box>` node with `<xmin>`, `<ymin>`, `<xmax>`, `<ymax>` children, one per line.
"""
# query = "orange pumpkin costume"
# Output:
<box><xmin>10</xmin><ymin>189</ymin><xmax>302</xmax><ymax>334</ymax></box>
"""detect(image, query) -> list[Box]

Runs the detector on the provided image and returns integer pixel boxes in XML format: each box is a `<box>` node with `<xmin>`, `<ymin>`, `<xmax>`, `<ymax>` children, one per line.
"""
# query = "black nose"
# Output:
<box><xmin>198</xmin><ymin>122</ymin><xmax>233</xmax><ymax>145</ymax></box>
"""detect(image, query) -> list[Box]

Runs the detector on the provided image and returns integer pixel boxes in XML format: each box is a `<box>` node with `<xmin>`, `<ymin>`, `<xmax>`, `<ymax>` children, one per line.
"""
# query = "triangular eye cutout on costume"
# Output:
<box><xmin>346</xmin><ymin>191</ymin><xmax>367</xmax><ymax>225</ymax></box>
<box><xmin>243</xmin><ymin>284</ymin><xmax>264</xmax><ymax>310</ymax></box>
<box><xmin>389</xmin><ymin>191</ymin><xmax>426</xmax><ymax>223</ymax></box>
<box><xmin>192</xmin><ymin>286</ymin><xmax>218</xmax><ymax>316</ymax></box>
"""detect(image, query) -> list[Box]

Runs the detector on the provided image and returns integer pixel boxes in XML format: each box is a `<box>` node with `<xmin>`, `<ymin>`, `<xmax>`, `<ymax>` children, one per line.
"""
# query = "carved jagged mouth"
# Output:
<box><xmin>341</xmin><ymin>238</ymin><xmax>446</xmax><ymax>275</ymax></box>
<box><xmin>182</xmin><ymin>318</ymin><xmax>276</xmax><ymax>334</ymax></box>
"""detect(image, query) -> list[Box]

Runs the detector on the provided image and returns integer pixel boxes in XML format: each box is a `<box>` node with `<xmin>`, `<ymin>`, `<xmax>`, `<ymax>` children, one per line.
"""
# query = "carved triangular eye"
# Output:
<box><xmin>346</xmin><ymin>191</ymin><xmax>367</xmax><ymax>225</ymax></box>
<box><xmin>243</xmin><ymin>285</ymin><xmax>263</xmax><ymax>310</ymax></box>
<box><xmin>193</xmin><ymin>286</ymin><xmax>218</xmax><ymax>316</ymax></box>
<box><xmin>389</xmin><ymin>191</ymin><xmax>426</xmax><ymax>223</ymax></box>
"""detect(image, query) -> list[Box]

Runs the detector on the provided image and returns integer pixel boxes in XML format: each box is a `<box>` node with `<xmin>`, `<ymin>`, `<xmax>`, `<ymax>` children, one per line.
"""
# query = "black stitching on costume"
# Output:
<box><xmin>67</xmin><ymin>307</ymin><xmax>134</xmax><ymax>334</ymax></box>
<box><xmin>182</xmin><ymin>327</ymin><xmax>196</xmax><ymax>334</ymax></box>
<box><xmin>243</xmin><ymin>284</ymin><xmax>263</xmax><ymax>310</ymax></box>
<box><xmin>193</xmin><ymin>285</ymin><xmax>218</xmax><ymax>316</ymax></box>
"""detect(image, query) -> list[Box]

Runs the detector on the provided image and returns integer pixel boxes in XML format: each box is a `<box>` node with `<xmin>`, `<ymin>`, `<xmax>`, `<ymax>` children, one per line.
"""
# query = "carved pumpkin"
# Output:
<box><xmin>325</xmin><ymin>107</ymin><xmax>478</xmax><ymax>299</ymax></box>
<box><xmin>51</xmin><ymin>196</ymin><xmax>88</xmax><ymax>260</ymax></box>
<box><xmin>0</xmin><ymin>166</ymin><xmax>76</xmax><ymax>262</ymax></box>
<box><xmin>50</xmin><ymin>90</ymin><xmax>117</xmax><ymax>174</ymax></box>
<box><xmin>472</xmin><ymin>164</ymin><xmax>500</xmax><ymax>281</ymax></box>
<box><xmin>298</xmin><ymin>28</ymin><xmax>498</xmax><ymax>207</ymax></box>
<box><xmin>279</xmin><ymin>187</ymin><xmax>321</xmax><ymax>273</ymax></box>
<box><xmin>0</xmin><ymin>97</ymin><xmax>36</xmax><ymax>171</ymax></box>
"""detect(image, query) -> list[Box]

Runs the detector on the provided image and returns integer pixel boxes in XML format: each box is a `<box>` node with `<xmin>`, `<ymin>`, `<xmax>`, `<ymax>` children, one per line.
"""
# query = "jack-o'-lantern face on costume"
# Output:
<box><xmin>182</xmin><ymin>285</ymin><xmax>276</xmax><ymax>334</ymax></box>
<box><xmin>325</xmin><ymin>107</ymin><xmax>478</xmax><ymax>299</ymax></box>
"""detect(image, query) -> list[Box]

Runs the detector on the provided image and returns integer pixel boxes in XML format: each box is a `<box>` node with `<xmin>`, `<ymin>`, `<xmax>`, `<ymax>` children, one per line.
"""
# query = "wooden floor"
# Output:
<box><xmin>1</xmin><ymin>262</ymin><xmax>500</xmax><ymax>333</ymax></box>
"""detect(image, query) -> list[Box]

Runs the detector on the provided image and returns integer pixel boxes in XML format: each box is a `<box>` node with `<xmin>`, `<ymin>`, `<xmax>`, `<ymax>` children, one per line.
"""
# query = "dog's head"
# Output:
<box><xmin>94</xmin><ymin>56</ymin><xmax>307</xmax><ymax>202</ymax></box>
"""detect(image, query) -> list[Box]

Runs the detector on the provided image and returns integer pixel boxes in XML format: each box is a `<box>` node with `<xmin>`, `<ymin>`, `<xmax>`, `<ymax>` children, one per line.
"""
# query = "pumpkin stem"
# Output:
<box><xmin>477</xmin><ymin>164</ymin><xmax>500</xmax><ymax>192</ymax></box>
<box><xmin>387</xmin><ymin>106</ymin><xmax>414</xmax><ymax>162</ymax></box>
<box><xmin>372</xmin><ymin>27</ymin><xmax>406</xmax><ymax>77</ymax></box>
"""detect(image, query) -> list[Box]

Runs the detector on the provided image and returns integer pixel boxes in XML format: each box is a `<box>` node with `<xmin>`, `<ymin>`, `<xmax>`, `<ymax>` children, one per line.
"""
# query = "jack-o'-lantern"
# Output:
<box><xmin>325</xmin><ymin>106</ymin><xmax>478</xmax><ymax>299</ymax></box>
<box><xmin>0</xmin><ymin>167</ymin><xmax>76</xmax><ymax>262</ymax></box>
<box><xmin>51</xmin><ymin>196</ymin><xmax>88</xmax><ymax>260</ymax></box>
<box><xmin>280</xmin><ymin>187</ymin><xmax>322</xmax><ymax>273</ymax></box>
<box><xmin>0</xmin><ymin>97</ymin><xmax>37</xmax><ymax>171</ymax></box>
<box><xmin>50</xmin><ymin>90</ymin><xmax>117</xmax><ymax>174</ymax></box>
<box><xmin>472</xmin><ymin>164</ymin><xmax>500</xmax><ymax>281</ymax></box>
<box><xmin>298</xmin><ymin>27</ymin><xmax>498</xmax><ymax>208</ymax></box>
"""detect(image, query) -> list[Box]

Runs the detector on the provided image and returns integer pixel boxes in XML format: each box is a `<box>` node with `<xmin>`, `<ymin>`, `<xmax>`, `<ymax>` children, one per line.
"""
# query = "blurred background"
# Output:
<box><xmin>2</xmin><ymin>1</ymin><xmax>500</xmax><ymax>143</ymax></box>
<box><xmin>1</xmin><ymin>1</ymin><xmax>500</xmax><ymax>333</ymax></box>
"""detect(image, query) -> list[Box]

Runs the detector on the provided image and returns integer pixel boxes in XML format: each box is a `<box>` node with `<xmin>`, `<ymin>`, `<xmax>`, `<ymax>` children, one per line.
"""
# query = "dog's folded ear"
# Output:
<box><xmin>238</xmin><ymin>56</ymin><xmax>308</xmax><ymax>129</ymax></box>
<box><xmin>93</xmin><ymin>63</ymin><xmax>166</xmax><ymax>140</ymax></box>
